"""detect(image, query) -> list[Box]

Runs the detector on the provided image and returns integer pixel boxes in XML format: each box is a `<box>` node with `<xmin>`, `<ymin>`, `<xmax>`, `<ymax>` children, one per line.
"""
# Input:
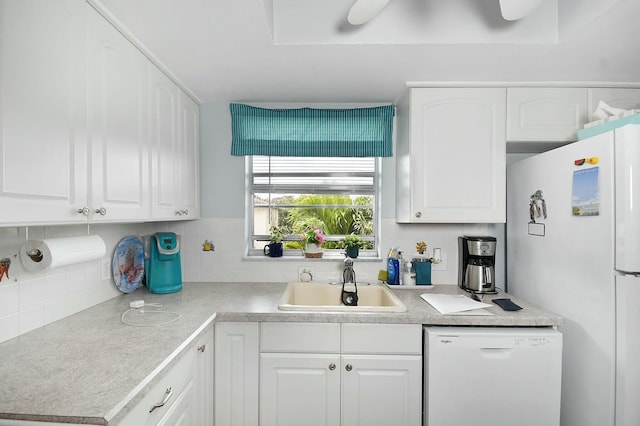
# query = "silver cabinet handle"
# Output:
<box><xmin>182</xmin><ymin>209</ymin><xmax>189</xmax><ymax>216</ymax></box>
<box><xmin>77</xmin><ymin>207</ymin><xmax>89</xmax><ymax>216</ymax></box>
<box><xmin>415</xmin><ymin>211</ymin><xmax>422</xmax><ymax>218</ymax></box>
<box><xmin>95</xmin><ymin>207</ymin><xmax>107</xmax><ymax>215</ymax></box>
<box><xmin>149</xmin><ymin>387</ymin><xmax>173</xmax><ymax>413</ymax></box>
<box><xmin>328</xmin><ymin>363</ymin><xmax>336</xmax><ymax>371</ymax></box>
<box><xmin>197</xmin><ymin>344</ymin><xmax>206</xmax><ymax>352</ymax></box>
<box><xmin>345</xmin><ymin>364</ymin><xmax>353</xmax><ymax>372</ymax></box>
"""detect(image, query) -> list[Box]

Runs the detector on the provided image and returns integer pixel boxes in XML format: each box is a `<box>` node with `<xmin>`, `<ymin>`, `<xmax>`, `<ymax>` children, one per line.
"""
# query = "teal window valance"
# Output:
<box><xmin>230</xmin><ymin>103</ymin><xmax>394</xmax><ymax>157</ymax></box>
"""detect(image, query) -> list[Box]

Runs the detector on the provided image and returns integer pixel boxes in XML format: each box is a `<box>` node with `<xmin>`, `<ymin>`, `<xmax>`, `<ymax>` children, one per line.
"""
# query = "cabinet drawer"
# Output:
<box><xmin>118</xmin><ymin>347</ymin><xmax>195</xmax><ymax>425</ymax></box>
<box><xmin>261</xmin><ymin>322</ymin><xmax>340</xmax><ymax>353</ymax></box>
<box><xmin>342</xmin><ymin>324</ymin><xmax>421</xmax><ymax>355</ymax></box>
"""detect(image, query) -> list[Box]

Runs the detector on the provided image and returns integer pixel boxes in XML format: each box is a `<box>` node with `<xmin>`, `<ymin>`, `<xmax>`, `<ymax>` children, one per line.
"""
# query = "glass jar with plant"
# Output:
<box><xmin>342</xmin><ymin>233</ymin><xmax>365</xmax><ymax>258</ymax></box>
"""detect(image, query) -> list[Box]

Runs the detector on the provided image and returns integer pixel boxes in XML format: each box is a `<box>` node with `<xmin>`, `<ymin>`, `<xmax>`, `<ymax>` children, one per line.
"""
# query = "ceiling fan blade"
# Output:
<box><xmin>347</xmin><ymin>0</ymin><xmax>391</xmax><ymax>25</ymax></box>
<box><xmin>498</xmin><ymin>0</ymin><xmax>544</xmax><ymax>21</ymax></box>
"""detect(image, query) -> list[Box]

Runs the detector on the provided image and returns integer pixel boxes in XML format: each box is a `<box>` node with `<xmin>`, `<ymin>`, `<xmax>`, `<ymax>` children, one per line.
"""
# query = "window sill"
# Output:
<box><xmin>243</xmin><ymin>254</ymin><xmax>383</xmax><ymax>262</ymax></box>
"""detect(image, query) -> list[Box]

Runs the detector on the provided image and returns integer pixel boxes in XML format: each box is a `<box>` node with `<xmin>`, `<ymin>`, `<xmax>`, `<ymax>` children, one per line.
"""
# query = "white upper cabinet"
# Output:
<box><xmin>178</xmin><ymin>91</ymin><xmax>200</xmax><ymax>219</ymax></box>
<box><xmin>149</xmin><ymin>67</ymin><xmax>200</xmax><ymax>221</ymax></box>
<box><xmin>86</xmin><ymin>6</ymin><xmax>150</xmax><ymax>222</ymax></box>
<box><xmin>149</xmin><ymin>67</ymin><xmax>180</xmax><ymax>219</ymax></box>
<box><xmin>0</xmin><ymin>0</ymin><xmax>88</xmax><ymax>225</ymax></box>
<box><xmin>507</xmin><ymin>87</ymin><xmax>589</xmax><ymax>142</ymax></box>
<box><xmin>396</xmin><ymin>88</ymin><xmax>506</xmax><ymax>223</ymax></box>
<box><xmin>589</xmin><ymin>88</ymin><xmax>640</xmax><ymax>121</ymax></box>
<box><xmin>0</xmin><ymin>1</ymin><xmax>198</xmax><ymax>226</ymax></box>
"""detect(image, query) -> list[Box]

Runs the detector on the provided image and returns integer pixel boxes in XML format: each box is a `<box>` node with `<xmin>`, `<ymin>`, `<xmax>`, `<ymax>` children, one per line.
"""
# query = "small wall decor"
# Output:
<box><xmin>202</xmin><ymin>240</ymin><xmax>215</xmax><ymax>252</ymax></box>
<box><xmin>528</xmin><ymin>190</ymin><xmax>547</xmax><ymax>237</ymax></box>
<box><xmin>0</xmin><ymin>257</ymin><xmax>11</xmax><ymax>282</ymax></box>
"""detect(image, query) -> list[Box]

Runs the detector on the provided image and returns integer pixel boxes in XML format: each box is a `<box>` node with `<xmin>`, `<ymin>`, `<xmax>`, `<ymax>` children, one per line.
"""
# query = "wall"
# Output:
<box><xmin>193</xmin><ymin>101</ymin><xmax>505</xmax><ymax>286</ymax></box>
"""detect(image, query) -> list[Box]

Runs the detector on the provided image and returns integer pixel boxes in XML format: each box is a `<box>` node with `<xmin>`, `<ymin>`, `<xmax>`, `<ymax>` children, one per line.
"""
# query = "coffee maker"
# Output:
<box><xmin>144</xmin><ymin>232</ymin><xmax>182</xmax><ymax>294</ymax></box>
<box><xmin>458</xmin><ymin>236</ymin><xmax>497</xmax><ymax>293</ymax></box>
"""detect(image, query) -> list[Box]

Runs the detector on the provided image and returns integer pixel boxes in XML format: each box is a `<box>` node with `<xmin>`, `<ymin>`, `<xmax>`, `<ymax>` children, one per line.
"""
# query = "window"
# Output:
<box><xmin>248</xmin><ymin>155</ymin><xmax>380</xmax><ymax>257</ymax></box>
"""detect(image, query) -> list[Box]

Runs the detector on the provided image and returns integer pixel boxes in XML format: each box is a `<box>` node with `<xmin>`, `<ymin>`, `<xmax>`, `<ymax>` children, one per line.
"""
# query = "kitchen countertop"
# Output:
<box><xmin>0</xmin><ymin>282</ymin><xmax>562</xmax><ymax>425</ymax></box>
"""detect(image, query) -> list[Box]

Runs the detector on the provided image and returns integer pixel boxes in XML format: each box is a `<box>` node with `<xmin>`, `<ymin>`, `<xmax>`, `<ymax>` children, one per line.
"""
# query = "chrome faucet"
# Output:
<box><xmin>343</xmin><ymin>257</ymin><xmax>356</xmax><ymax>284</ymax></box>
<box><xmin>341</xmin><ymin>257</ymin><xmax>358</xmax><ymax>306</ymax></box>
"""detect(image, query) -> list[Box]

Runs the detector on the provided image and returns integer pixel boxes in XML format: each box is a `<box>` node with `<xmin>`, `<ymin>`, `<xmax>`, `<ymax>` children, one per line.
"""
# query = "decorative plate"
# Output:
<box><xmin>112</xmin><ymin>236</ymin><xmax>145</xmax><ymax>293</ymax></box>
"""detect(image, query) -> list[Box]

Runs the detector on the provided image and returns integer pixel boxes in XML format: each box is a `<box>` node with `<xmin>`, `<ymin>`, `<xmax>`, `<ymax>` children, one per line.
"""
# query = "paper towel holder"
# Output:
<box><xmin>19</xmin><ymin>235</ymin><xmax>106</xmax><ymax>272</ymax></box>
<box><xmin>26</xmin><ymin>248</ymin><xmax>43</xmax><ymax>263</ymax></box>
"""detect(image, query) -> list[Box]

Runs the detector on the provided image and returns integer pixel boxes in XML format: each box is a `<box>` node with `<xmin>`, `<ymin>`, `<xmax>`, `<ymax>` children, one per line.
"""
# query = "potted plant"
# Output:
<box><xmin>342</xmin><ymin>234</ymin><xmax>365</xmax><ymax>258</ymax></box>
<box><xmin>264</xmin><ymin>224</ymin><xmax>287</xmax><ymax>257</ymax></box>
<box><xmin>300</xmin><ymin>226</ymin><xmax>325</xmax><ymax>258</ymax></box>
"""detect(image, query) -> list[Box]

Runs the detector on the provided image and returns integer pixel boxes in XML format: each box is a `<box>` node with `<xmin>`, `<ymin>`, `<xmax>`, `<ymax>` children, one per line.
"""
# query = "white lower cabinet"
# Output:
<box><xmin>119</xmin><ymin>323</ymin><xmax>214</xmax><ymax>425</ymax></box>
<box><xmin>261</xmin><ymin>353</ymin><xmax>342</xmax><ymax>426</ymax></box>
<box><xmin>214</xmin><ymin>322</ymin><xmax>260</xmax><ymax>426</ymax></box>
<box><xmin>259</xmin><ymin>322</ymin><xmax>422</xmax><ymax>426</ymax></box>
<box><xmin>341</xmin><ymin>355</ymin><xmax>422</xmax><ymax>426</ymax></box>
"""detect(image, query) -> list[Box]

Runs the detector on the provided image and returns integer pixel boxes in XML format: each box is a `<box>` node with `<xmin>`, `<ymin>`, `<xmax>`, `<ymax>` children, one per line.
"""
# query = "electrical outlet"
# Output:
<box><xmin>101</xmin><ymin>258</ymin><xmax>111</xmax><ymax>280</ymax></box>
<box><xmin>432</xmin><ymin>252</ymin><xmax>448</xmax><ymax>271</ymax></box>
<box><xmin>298</xmin><ymin>266</ymin><xmax>314</xmax><ymax>282</ymax></box>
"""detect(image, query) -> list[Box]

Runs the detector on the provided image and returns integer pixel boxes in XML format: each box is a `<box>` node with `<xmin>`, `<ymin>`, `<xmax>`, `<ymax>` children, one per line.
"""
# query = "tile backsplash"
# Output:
<box><xmin>0</xmin><ymin>223</ymin><xmax>163</xmax><ymax>343</ymax></box>
<box><xmin>170</xmin><ymin>218</ymin><xmax>499</xmax><ymax>285</ymax></box>
<box><xmin>0</xmin><ymin>218</ymin><xmax>502</xmax><ymax>343</ymax></box>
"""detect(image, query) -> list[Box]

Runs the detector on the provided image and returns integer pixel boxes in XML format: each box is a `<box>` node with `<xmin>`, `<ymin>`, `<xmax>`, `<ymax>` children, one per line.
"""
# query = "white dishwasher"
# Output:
<box><xmin>424</xmin><ymin>327</ymin><xmax>562</xmax><ymax>426</ymax></box>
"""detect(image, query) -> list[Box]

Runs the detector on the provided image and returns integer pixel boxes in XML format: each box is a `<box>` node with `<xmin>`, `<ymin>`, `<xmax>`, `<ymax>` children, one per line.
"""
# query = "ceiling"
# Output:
<box><xmin>94</xmin><ymin>0</ymin><xmax>640</xmax><ymax>104</ymax></box>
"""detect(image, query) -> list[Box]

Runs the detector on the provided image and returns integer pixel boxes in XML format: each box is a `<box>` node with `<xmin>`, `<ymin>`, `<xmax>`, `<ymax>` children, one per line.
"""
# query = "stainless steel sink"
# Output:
<box><xmin>277</xmin><ymin>282</ymin><xmax>407</xmax><ymax>312</ymax></box>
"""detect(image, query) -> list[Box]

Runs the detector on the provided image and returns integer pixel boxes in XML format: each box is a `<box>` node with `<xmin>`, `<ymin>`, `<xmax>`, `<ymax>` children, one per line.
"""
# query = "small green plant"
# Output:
<box><xmin>269</xmin><ymin>224</ymin><xmax>288</xmax><ymax>244</ymax></box>
<box><xmin>342</xmin><ymin>234</ymin><xmax>365</xmax><ymax>249</ymax></box>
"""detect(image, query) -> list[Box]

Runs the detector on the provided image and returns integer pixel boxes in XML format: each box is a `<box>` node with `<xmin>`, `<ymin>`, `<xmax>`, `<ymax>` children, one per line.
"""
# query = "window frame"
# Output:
<box><xmin>245</xmin><ymin>156</ymin><xmax>382</xmax><ymax>259</ymax></box>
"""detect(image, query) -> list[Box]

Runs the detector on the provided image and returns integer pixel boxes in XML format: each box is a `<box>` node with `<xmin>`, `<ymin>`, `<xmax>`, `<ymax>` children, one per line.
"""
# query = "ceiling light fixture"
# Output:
<box><xmin>498</xmin><ymin>0</ymin><xmax>544</xmax><ymax>21</ymax></box>
<box><xmin>347</xmin><ymin>0</ymin><xmax>545</xmax><ymax>25</ymax></box>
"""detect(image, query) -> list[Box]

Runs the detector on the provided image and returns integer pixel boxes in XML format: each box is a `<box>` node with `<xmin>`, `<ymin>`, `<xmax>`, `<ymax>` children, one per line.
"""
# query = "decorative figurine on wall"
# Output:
<box><xmin>0</xmin><ymin>257</ymin><xmax>11</xmax><ymax>282</ymax></box>
<box><xmin>529</xmin><ymin>190</ymin><xmax>547</xmax><ymax>223</ymax></box>
<box><xmin>528</xmin><ymin>189</ymin><xmax>547</xmax><ymax>237</ymax></box>
<box><xmin>202</xmin><ymin>240</ymin><xmax>215</xmax><ymax>252</ymax></box>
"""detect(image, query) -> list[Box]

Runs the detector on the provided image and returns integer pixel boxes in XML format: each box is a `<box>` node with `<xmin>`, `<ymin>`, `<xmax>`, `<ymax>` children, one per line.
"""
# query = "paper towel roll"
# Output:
<box><xmin>19</xmin><ymin>235</ymin><xmax>106</xmax><ymax>272</ymax></box>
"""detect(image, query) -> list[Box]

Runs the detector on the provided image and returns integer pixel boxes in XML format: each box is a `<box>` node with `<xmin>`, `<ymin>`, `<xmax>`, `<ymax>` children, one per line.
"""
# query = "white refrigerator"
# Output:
<box><xmin>506</xmin><ymin>117</ymin><xmax>640</xmax><ymax>426</ymax></box>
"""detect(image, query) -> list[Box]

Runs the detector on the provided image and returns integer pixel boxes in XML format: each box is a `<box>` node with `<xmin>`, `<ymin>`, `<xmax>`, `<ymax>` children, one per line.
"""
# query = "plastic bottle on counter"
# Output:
<box><xmin>386</xmin><ymin>247</ymin><xmax>399</xmax><ymax>285</ymax></box>
<box><xmin>397</xmin><ymin>251</ymin><xmax>404</xmax><ymax>285</ymax></box>
<box><xmin>403</xmin><ymin>261</ymin><xmax>415</xmax><ymax>286</ymax></box>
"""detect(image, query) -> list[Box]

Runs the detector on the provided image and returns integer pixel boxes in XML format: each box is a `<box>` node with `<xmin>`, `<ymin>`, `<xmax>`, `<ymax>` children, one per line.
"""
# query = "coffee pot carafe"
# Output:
<box><xmin>458</xmin><ymin>236</ymin><xmax>497</xmax><ymax>293</ymax></box>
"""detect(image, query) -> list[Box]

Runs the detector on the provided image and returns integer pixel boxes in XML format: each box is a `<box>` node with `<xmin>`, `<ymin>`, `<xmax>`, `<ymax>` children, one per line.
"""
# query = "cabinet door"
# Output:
<box><xmin>397</xmin><ymin>88</ymin><xmax>506</xmax><ymax>223</ymax></box>
<box><xmin>589</xmin><ymin>88</ymin><xmax>640</xmax><ymax>121</ymax></box>
<box><xmin>86</xmin><ymin>6</ymin><xmax>150</xmax><ymax>222</ymax></box>
<box><xmin>0</xmin><ymin>0</ymin><xmax>87</xmax><ymax>225</ymax></box>
<box><xmin>260</xmin><ymin>353</ymin><xmax>341</xmax><ymax>426</ymax></box>
<box><xmin>341</xmin><ymin>355</ymin><xmax>422</xmax><ymax>426</ymax></box>
<box><xmin>177</xmin><ymin>91</ymin><xmax>200</xmax><ymax>219</ymax></box>
<box><xmin>507</xmin><ymin>87</ymin><xmax>589</xmax><ymax>141</ymax></box>
<box><xmin>193</xmin><ymin>324</ymin><xmax>214</xmax><ymax>425</ymax></box>
<box><xmin>215</xmin><ymin>322</ymin><xmax>259</xmax><ymax>426</ymax></box>
<box><xmin>149</xmin><ymin>65</ymin><xmax>181</xmax><ymax>220</ymax></box>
